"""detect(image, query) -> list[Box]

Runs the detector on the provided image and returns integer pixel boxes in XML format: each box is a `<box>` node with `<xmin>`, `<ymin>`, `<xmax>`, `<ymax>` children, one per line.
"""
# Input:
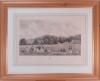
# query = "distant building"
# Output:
<box><xmin>71</xmin><ymin>38</ymin><xmax>81</xmax><ymax>44</ymax></box>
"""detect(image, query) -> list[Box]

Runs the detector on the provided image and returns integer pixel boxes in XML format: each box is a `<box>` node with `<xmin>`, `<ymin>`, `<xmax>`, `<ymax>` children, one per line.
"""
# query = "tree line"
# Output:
<box><xmin>19</xmin><ymin>34</ymin><xmax>81</xmax><ymax>45</ymax></box>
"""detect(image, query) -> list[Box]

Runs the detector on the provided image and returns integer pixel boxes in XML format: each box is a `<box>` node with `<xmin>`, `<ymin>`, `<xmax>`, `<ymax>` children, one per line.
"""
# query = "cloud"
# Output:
<box><xmin>19</xmin><ymin>15</ymin><xmax>85</xmax><ymax>39</ymax></box>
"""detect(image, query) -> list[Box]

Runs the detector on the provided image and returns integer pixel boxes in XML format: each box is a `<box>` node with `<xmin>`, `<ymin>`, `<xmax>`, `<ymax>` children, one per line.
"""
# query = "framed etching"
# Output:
<box><xmin>0</xmin><ymin>1</ymin><xmax>100</xmax><ymax>81</ymax></box>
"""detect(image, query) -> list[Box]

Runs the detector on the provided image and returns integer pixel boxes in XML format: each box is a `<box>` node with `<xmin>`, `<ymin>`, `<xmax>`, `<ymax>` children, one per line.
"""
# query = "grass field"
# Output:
<box><xmin>19</xmin><ymin>43</ymin><xmax>81</xmax><ymax>56</ymax></box>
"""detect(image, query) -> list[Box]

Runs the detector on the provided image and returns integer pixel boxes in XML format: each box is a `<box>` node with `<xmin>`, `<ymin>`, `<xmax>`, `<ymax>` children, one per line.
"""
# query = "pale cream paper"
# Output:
<box><xmin>13</xmin><ymin>14</ymin><xmax>87</xmax><ymax>65</ymax></box>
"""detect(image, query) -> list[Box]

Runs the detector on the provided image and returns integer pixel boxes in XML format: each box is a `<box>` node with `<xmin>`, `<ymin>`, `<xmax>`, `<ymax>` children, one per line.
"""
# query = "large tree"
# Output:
<box><xmin>19</xmin><ymin>39</ymin><xmax>27</xmax><ymax>45</ymax></box>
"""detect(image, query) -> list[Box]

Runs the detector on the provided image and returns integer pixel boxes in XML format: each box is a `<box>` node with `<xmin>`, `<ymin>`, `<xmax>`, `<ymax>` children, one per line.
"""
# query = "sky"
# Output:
<box><xmin>19</xmin><ymin>15</ymin><xmax>86</xmax><ymax>39</ymax></box>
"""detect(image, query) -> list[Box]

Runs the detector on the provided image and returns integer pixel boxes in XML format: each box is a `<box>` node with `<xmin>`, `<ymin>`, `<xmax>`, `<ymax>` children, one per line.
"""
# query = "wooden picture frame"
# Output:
<box><xmin>0</xmin><ymin>1</ymin><xmax>100</xmax><ymax>81</ymax></box>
